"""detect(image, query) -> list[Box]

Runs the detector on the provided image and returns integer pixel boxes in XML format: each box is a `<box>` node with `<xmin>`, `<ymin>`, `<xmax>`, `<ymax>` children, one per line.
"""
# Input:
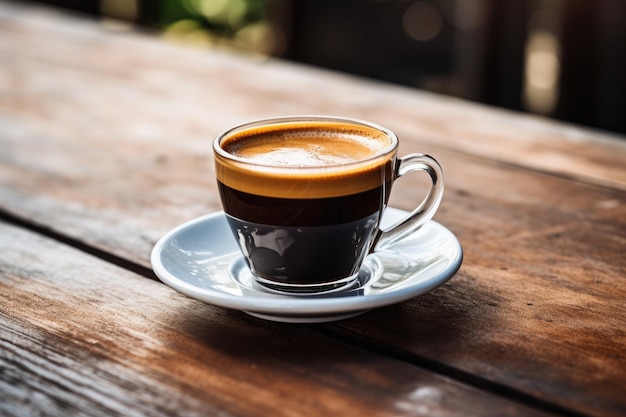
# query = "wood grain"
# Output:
<box><xmin>1</xmin><ymin>3</ymin><xmax>625</xmax><ymax>417</ymax></box>
<box><xmin>0</xmin><ymin>2</ymin><xmax>625</xmax><ymax>192</ymax></box>
<box><xmin>339</xmin><ymin>151</ymin><xmax>626</xmax><ymax>417</ymax></box>
<box><xmin>0</xmin><ymin>222</ymin><xmax>555</xmax><ymax>417</ymax></box>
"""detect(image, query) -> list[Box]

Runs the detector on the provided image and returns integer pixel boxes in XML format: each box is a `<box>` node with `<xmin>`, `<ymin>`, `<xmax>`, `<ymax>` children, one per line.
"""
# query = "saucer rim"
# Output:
<box><xmin>151</xmin><ymin>208</ymin><xmax>463</xmax><ymax>316</ymax></box>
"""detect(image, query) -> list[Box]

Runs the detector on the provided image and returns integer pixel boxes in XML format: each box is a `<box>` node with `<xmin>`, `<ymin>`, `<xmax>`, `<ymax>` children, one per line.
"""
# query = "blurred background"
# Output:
<box><xmin>31</xmin><ymin>0</ymin><xmax>626</xmax><ymax>135</ymax></box>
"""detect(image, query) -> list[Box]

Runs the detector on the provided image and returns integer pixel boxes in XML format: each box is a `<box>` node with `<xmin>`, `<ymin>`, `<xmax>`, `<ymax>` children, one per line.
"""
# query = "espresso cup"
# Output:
<box><xmin>213</xmin><ymin>116</ymin><xmax>444</xmax><ymax>293</ymax></box>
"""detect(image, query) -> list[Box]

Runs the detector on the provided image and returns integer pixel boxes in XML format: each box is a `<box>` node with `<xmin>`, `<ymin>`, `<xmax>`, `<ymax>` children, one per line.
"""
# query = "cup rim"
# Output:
<box><xmin>213</xmin><ymin>115</ymin><xmax>399</xmax><ymax>170</ymax></box>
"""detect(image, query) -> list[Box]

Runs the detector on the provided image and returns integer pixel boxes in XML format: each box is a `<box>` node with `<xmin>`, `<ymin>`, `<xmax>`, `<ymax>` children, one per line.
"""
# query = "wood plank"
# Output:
<box><xmin>341</xmin><ymin>151</ymin><xmax>626</xmax><ymax>417</ymax></box>
<box><xmin>0</xmin><ymin>222</ymin><xmax>555</xmax><ymax>417</ymax></box>
<box><xmin>0</xmin><ymin>2</ymin><xmax>625</xmax><ymax>193</ymax></box>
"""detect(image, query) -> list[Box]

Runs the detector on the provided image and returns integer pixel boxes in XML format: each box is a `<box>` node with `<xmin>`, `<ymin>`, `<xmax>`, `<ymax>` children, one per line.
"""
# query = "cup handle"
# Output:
<box><xmin>372</xmin><ymin>154</ymin><xmax>444</xmax><ymax>251</ymax></box>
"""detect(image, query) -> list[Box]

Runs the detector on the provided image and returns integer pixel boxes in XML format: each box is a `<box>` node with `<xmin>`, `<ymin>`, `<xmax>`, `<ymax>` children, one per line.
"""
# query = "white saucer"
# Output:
<box><xmin>151</xmin><ymin>208</ymin><xmax>463</xmax><ymax>323</ymax></box>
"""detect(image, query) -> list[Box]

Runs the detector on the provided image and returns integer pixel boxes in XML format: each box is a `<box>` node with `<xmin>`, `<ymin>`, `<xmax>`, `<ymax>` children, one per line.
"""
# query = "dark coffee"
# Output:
<box><xmin>214</xmin><ymin>119</ymin><xmax>397</xmax><ymax>291</ymax></box>
<box><xmin>217</xmin><ymin>182</ymin><xmax>389</xmax><ymax>226</ymax></box>
<box><xmin>223</xmin><ymin>212</ymin><xmax>379</xmax><ymax>287</ymax></box>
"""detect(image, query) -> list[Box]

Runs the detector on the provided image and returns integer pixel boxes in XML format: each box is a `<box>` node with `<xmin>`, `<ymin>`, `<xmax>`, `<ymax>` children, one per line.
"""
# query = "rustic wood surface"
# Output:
<box><xmin>1</xmin><ymin>2</ymin><xmax>625</xmax><ymax>417</ymax></box>
<box><xmin>1</xmin><ymin>222</ymin><xmax>556</xmax><ymax>417</ymax></box>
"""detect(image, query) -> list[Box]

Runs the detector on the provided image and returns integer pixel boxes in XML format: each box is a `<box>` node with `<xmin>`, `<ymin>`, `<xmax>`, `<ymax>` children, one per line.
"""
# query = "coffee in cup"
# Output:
<box><xmin>213</xmin><ymin>116</ymin><xmax>444</xmax><ymax>293</ymax></box>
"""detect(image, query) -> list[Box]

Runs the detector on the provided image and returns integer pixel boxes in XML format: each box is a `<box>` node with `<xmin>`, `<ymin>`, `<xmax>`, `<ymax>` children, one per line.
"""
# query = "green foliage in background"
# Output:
<box><xmin>159</xmin><ymin>0</ymin><xmax>271</xmax><ymax>51</ymax></box>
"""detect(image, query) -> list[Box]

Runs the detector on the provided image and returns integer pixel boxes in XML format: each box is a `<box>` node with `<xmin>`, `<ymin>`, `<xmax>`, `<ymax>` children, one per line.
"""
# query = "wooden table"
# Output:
<box><xmin>1</xmin><ymin>3</ymin><xmax>625</xmax><ymax>416</ymax></box>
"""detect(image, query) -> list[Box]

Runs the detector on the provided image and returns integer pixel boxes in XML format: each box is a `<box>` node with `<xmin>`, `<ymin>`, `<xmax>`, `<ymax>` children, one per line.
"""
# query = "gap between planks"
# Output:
<box><xmin>0</xmin><ymin>207</ymin><xmax>155</xmax><ymax>280</ymax></box>
<box><xmin>316</xmin><ymin>326</ymin><xmax>594</xmax><ymax>417</ymax></box>
<box><xmin>433</xmin><ymin>142</ymin><xmax>626</xmax><ymax>194</ymax></box>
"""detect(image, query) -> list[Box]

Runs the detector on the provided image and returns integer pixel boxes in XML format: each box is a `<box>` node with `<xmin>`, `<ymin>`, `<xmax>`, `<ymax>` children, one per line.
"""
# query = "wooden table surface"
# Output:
<box><xmin>1</xmin><ymin>3</ymin><xmax>625</xmax><ymax>417</ymax></box>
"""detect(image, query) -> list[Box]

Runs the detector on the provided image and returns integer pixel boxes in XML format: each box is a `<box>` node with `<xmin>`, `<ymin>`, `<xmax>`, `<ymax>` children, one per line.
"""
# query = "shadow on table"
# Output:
<box><xmin>158</xmin><ymin>274</ymin><xmax>491</xmax><ymax>368</ymax></box>
<box><xmin>326</xmin><ymin>277</ymin><xmax>498</xmax><ymax>355</ymax></box>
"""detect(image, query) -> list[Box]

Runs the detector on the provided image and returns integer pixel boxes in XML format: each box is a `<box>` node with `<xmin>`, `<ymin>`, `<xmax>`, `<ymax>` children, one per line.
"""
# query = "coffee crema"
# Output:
<box><xmin>214</xmin><ymin>120</ymin><xmax>397</xmax><ymax>199</ymax></box>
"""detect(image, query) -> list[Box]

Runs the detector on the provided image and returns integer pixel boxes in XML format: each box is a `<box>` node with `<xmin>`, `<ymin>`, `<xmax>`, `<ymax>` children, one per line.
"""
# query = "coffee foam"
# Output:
<box><xmin>215</xmin><ymin>121</ymin><xmax>396</xmax><ymax>198</ymax></box>
<box><xmin>223</xmin><ymin>128</ymin><xmax>388</xmax><ymax>167</ymax></box>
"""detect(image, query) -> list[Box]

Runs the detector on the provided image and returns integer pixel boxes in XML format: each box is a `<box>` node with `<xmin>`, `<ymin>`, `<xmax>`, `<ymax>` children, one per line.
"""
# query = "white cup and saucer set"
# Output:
<box><xmin>151</xmin><ymin>116</ymin><xmax>463</xmax><ymax>323</ymax></box>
